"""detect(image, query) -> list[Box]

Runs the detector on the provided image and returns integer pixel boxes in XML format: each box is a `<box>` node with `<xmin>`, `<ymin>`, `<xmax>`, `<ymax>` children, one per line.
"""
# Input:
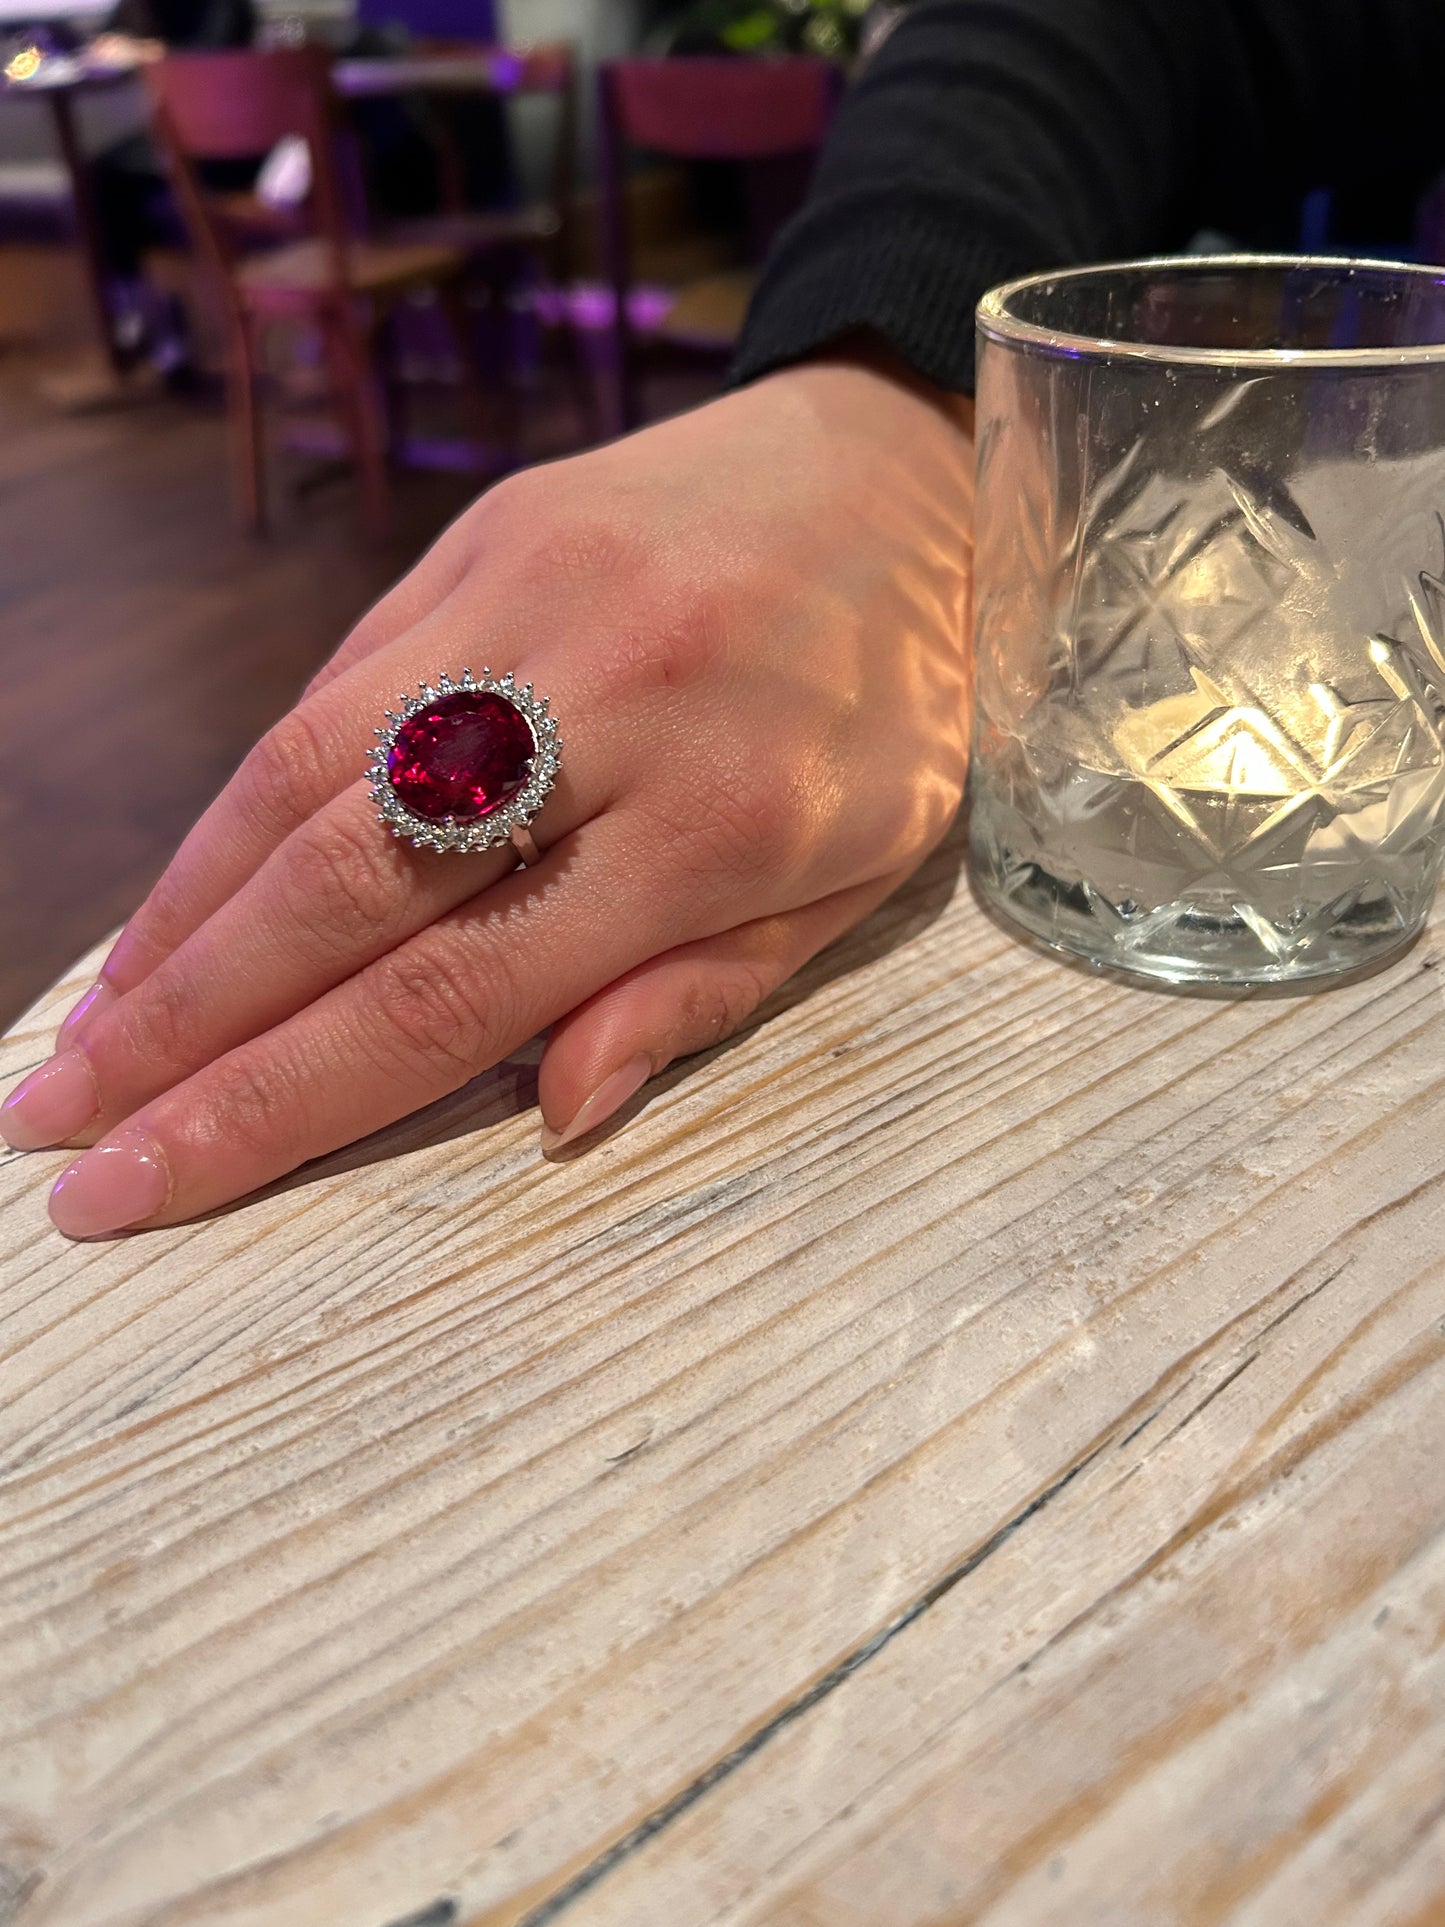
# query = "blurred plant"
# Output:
<box><xmin>657</xmin><ymin>0</ymin><xmax>891</xmax><ymax>60</ymax></box>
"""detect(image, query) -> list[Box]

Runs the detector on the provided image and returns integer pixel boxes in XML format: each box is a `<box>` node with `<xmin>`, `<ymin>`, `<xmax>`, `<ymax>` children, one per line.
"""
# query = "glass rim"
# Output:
<box><xmin>976</xmin><ymin>252</ymin><xmax>1445</xmax><ymax>370</ymax></box>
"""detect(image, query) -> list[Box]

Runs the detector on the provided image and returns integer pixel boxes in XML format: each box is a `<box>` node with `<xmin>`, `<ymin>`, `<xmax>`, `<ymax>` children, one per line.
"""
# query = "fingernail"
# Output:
<box><xmin>540</xmin><ymin>1052</ymin><xmax>653</xmax><ymax>1155</ymax></box>
<box><xmin>57</xmin><ymin>979</ymin><xmax>115</xmax><ymax>1044</ymax></box>
<box><xmin>48</xmin><ymin>1128</ymin><xmax>171</xmax><ymax>1239</ymax></box>
<box><xmin>0</xmin><ymin>1050</ymin><xmax>100</xmax><ymax>1151</ymax></box>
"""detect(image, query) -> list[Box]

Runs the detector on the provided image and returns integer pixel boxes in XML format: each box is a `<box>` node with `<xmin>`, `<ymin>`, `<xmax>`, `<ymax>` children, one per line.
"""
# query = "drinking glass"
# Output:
<box><xmin>968</xmin><ymin>255</ymin><xmax>1445</xmax><ymax>985</ymax></box>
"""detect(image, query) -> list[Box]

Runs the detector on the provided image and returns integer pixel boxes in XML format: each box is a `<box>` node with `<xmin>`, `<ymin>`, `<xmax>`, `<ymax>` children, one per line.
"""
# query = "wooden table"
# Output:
<box><xmin>4</xmin><ymin>829</ymin><xmax>1445</xmax><ymax>1927</ymax></box>
<box><xmin>330</xmin><ymin>50</ymin><xmax>558</xmax><ymax>99</ymax></box>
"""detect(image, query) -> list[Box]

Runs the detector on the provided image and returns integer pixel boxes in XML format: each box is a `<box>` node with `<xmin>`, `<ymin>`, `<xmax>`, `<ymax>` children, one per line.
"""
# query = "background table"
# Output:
<box><xmin>0</xmin><ymin>65</ymin><xmax>138</xmax><ymax>376</ymax></box>
<box><xmin>3</xmin><ymin>827</ymin><xmax>1445</xmax><ymax>1927</ymax></box>
<box><xmin>331</xmin><ymin>50</ymin><xmax>550</xmax><ymax>97</ymax></box>
<box><xmin>0</xmin><ymin>46</ymin><xmax>566</xmax><ymax>391</ymax></box>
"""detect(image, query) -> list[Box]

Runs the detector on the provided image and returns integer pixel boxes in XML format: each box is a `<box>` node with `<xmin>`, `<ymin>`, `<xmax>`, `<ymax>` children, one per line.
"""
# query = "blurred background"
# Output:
<box><xmin>0</xmin><ymin>0</ymin><xmax>880</xmax><ymax>1025</ymax></box>
<box><xmin>4</xmin><ymin>0</ymin><xmax>1444</xmax><ymax>1028</ymax></box>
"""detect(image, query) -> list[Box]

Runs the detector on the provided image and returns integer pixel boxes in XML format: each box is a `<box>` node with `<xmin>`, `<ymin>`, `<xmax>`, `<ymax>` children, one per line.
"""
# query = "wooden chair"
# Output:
<box><xmin>146</xmin><ymin>46</ymin><xmax>473</xmax><ymax>537</ymax></box>
<box><xmin>384</xmin><ymin>44</ymin><xmax>582</xmax><ymax>445</ymax></box>
<box><xmin>374</xmin><ymin>46</ymin><xmax>578</xmax><ymax>287</ymax></box>
<box><xmin>596</xmin><ymin>56</ymin><xmax>836</xmax><ymax>433</ymax></box>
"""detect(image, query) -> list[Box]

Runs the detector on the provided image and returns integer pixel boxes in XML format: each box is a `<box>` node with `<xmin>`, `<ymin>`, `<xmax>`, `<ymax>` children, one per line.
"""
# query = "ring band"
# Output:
<box><xmin>510</xmin><ymin>825</ymin><xmax>541</xmax><ymax>867</ymax></box>
<box><xmin>368</xmin><ymin>668</ymin><xmax>561</xmax><ymax>856</ymax></box>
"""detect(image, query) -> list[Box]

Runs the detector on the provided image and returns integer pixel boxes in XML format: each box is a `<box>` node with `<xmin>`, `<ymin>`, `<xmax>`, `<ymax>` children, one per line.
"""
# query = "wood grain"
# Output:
<box><xmin>3</xmin><ymin>831</ymin><xmax>1444</xmax><ymax>1927</ymax></box>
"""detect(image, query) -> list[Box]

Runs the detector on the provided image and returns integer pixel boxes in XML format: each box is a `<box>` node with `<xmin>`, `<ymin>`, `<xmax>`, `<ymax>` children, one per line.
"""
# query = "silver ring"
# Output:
<box><xmin>509</xmin><ymin>825</ymin><xmax>541</xmax><ymax>867</ymax></box>
<box><xmin>368</xmin><ymin>668</ymin><xmax>561</xmax><ymax>856</ymax></box>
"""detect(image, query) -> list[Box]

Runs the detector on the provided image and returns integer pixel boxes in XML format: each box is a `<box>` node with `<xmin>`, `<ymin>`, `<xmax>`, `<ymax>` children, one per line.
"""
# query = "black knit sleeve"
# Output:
<box><xmin>733</xmin><ymin>0</ymin><xmax>1445</xmax><ymax>394</ymax></box>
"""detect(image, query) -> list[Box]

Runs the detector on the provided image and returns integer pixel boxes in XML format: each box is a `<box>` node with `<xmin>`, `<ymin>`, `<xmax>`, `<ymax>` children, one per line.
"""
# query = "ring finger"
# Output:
<box><xmin>3</xmin><ymin>686</ymin><xmax>604</xmax><ymax>1152</ymax></box>
<box><xmin>82</xmin><ymin>589</ymin><xmax>538</xmax><ymax>1012</ymax></box>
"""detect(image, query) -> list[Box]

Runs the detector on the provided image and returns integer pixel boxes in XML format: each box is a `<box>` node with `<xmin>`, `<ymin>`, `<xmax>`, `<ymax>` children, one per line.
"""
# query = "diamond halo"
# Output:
<box><xmin>368</xmin><ymin>668</ymin><xmax>562</xmax><ymax>855</ymax></box>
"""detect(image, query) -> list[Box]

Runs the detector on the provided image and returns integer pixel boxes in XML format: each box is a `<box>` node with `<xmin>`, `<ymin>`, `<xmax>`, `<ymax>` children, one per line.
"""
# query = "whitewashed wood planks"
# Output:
<box><xmin>2</xmin><ymin>827</ymin><xmax>1444</xmax><ymax>1927</ymax></box>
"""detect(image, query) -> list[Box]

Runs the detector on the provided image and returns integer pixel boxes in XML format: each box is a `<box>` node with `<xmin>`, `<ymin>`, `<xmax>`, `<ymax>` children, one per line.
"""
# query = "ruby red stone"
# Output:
<box><xmin>386</xmin><ymin>690</ymin><xmax>534</xmax><ymax>824</ymax></box>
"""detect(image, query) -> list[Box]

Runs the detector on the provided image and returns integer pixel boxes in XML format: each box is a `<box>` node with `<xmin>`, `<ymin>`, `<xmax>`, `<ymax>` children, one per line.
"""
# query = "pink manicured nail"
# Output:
<box><xmin>0</xmin><ymin>1050</ymin><xmax>100</xmax><ymax>1150</ymax></box>
<box><xmin>540</xmin><ymin>1052</ymin><xmax>653</xmax><ymax>1155</ymax></box>
<box><xmin>49</xmin><ymin>1129</ymin><xmax>171</xmax><ymax>1239</ymax></box>
<box><xmin>57</xmin><ymin>979</ymin><xmax>115</xmax><ymax>1043</ymax></box>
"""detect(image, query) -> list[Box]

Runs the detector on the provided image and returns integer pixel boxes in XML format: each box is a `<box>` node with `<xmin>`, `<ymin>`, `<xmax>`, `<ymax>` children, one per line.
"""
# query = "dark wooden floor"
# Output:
<box><xmin>0</xmin><ymin>349</ymin><xmax>717</xmax><ymax>1027</ymax></box>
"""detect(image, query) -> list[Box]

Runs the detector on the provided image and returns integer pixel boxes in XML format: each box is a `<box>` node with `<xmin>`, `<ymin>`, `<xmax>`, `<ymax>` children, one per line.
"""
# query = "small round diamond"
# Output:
<box><xmin>386</xmin><ymin>690</ymin><xmax>535</xmax><ymax>824</ymax></box>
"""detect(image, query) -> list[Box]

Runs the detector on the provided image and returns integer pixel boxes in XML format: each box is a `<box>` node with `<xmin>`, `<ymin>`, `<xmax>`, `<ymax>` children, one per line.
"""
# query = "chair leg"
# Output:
<box><xmin>600</xmin><ymin>303</ymin><xmax>637</xmax><ymax>440</ymax></box>
<box><xmin>227</xmin><ymin>312</ymin><xmax>265</xmax><ymax>533</ymax></box>
<box><xmin>379</xmin><ymin>305</ymin><xmax>406</xmax><ymax>461</ymax></box>
<box><xmin>439</xmin><ymin>273</ymin><xmax>515</xmax><ymax>471</ymax></box>
<box><xmin>322</xmin><ymin>304</ymin><xmax>391</xmax><ymax>542</ymax></box>
<box><xmin>558</xmin><ymin>277</ymin><xmax>601</xmax><ymax>447</ymax></box>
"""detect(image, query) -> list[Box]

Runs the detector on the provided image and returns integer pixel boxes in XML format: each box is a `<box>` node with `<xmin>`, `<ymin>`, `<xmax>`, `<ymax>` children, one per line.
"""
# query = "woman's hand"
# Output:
<box><xmin>1</xmin><ymin>355</ymin><xmax>974</xmax><ymax>1236</ymax></box>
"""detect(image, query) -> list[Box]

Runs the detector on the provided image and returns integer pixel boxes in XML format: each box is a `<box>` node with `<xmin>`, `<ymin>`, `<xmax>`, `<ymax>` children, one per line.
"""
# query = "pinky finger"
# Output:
<box><xmin>537</xmin><ymin>867</ymin><xmax>915</xmax><ymax>1153</ymax></box>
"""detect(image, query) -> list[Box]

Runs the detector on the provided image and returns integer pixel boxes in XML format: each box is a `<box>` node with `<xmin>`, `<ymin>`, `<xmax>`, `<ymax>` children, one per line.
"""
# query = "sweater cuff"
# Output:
<box><xmin>731</xmin><ymin>209</ymin><xmax>1034</xmax><ymax>395</ymax></box>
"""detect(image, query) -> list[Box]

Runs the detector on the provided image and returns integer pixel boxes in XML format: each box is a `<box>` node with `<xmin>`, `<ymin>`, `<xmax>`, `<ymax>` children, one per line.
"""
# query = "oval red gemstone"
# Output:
<box><xmin>386</xmin><ymin>690</ymin><xmax>535</xmax><ymax>824</ymax></box>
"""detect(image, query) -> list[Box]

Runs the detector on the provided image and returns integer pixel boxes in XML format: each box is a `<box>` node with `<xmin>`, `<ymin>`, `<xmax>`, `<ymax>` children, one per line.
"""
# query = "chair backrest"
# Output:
<box><xmin>145</xmin><ymin>48</ymin><xmax>353</xmax><ymax>296</ymax></box>
<box><xmin>596</xmin><ymin>55</ymin><xmax>836</xmax><ymax>281</ymax></box>
<box><xmin>594</xmin><ymin>56</ymin><xmax>837</xmax><ymax>435</ymax></box>
<box><xmin>601</xmin><ymin>56</ymin><xmax>834</xmax><ymax>160</ymax></box>
<box><xmin>146</xmin><ymin>46</ymin><xmax>336</xmax><ymax>163</ymax></box>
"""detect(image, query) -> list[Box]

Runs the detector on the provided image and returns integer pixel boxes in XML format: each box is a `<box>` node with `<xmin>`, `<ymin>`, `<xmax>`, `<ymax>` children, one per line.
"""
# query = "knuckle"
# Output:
<box><xmin>233</xmin><ymin>707</ymin><xmax>334</xmax><ymax>838</ymax></box>
<box><xmin>275</xmin><ymin>816</ymin><xmax>401</xmax><ymax>962</ymax></box>
<box><xmin>101</xmin><ymin>964</ymin><xmax>198</xmax><ymax>1078</ymax></box>
<box><xmin>682</xmin><ymin>766</ymin><xmax>796</xmax><ymax>881</ymax></box>
<box><xmin>600</xmin><ymin>594</ymin><xmax>724</xmax><ymax>696</ymax></box>
<box><xmin>195</xmin><ymin>1050</ymin><xmax>303</xmax><ymax>1162</ymax></box>
<box><xmin>527</xmin><ymin>513</ymin><xmax>650</xmax><ymax>589</ymax></box>
<box><xmin>367</xmin><ymin>941</ymin><xmax>498</xmax><ymax>1079</ymax></box>
<box><xmin>117</xmin><ymin>873</ymin><xmax>197</xmax><ymax>977</ymax></box>
<box><xmin>473</xmin><ymin>465</ymin><xmax>541</xmax><ymax>529</ymax></box>
<box><xmin>679</xmin><ymin>963</ymin><xmax>770</xmax><ymax>1053</ymax></box>
<box><xmin>705</xmin><ymin>787</ymin><xmax>786</xmax><ymax>876</ymax></box>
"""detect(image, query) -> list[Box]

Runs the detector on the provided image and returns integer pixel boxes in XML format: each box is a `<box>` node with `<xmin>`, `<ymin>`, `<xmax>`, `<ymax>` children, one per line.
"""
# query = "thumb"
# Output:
<box><xmin>537</xmin><ymin>868</ymin><xmax>911</xmax><ymax>1154</ymax></box>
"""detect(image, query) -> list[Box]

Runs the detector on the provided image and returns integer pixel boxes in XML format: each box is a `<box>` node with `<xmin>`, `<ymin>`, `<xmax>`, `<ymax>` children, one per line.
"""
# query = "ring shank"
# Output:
<box><xmin>510</xmin><ymin>826</ymin><xmax>541</xmax><ymax>867</ymax></box>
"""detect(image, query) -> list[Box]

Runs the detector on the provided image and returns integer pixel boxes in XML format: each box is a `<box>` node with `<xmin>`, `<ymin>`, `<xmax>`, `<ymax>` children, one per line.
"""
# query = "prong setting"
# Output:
<box><xmin>367</xmin><ymin>667</ymin><xmax>562</xmax><ymax>854</ymax></box>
